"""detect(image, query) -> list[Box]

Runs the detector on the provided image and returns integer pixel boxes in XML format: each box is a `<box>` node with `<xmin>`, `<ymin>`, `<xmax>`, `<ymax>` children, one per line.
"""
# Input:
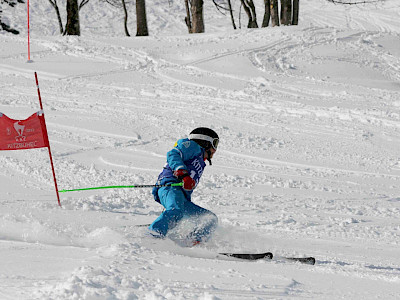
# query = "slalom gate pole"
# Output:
<box><xmin>27</xmin><ymin>0</ymin><xmax>31</xmax><ymax>62</ymax></box>
<box><xmin>35</xmin><ymin>72</ymin><xmax>61</xmax><ymax>206</ymax></box>
<box><xmin>59</xmin><ymin>183</ymin><xmax>183</xmax><ymax>193</ymax></box>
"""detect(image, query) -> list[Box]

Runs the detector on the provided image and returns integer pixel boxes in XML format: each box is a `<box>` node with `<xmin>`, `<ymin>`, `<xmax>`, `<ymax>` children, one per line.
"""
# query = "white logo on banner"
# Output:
<box><xmin>14</xmin><ymin>122</ymin><xmax>26</xmax><ymax>142</ymax></box>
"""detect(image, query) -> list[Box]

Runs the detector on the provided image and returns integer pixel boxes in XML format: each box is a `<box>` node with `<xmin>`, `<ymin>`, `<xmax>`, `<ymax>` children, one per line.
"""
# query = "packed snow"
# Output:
<box><xmin>1</xmin><ymin>0</ymin><xmax>400</xmax><ymax>299</ymax></box>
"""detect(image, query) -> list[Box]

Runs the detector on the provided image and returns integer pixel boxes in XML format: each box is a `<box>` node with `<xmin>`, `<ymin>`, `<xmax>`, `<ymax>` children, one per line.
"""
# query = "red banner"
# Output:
<box><xmin>0</xmin><ymin>111</ymin><xmax>49</xmax><ymax>151</ymax></box>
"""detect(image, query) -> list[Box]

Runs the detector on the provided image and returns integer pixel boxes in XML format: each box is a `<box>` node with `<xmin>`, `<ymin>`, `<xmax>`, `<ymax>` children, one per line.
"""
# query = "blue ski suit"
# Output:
<box><xmin>149</xmin><ymin>138</ymin><xmax>218</xmax><ymax>242</ymax></box>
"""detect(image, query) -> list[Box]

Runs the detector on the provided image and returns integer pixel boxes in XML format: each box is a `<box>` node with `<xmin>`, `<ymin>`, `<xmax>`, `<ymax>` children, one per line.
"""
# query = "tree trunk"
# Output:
<box><xmin>136</xmin><ymin>0</ymin><xmax>148</xmax><ymax>36</ymax></box>
<box><xmin>184</xmin><ymin>0</ymin><xmax>192</xmax><ymax>33</ymax></box>
<box><xmin>270</xmin><ymin>0</ymin><xmax>279</xmax><ymax>26</ymax></box>
<box><xmin>48</xmin><ymin>0</ymin><xmax>64</xmax><ymax>34</ymax></box>
<box><xmin>54</xmin><ymin>3</ymin><xmax>64</xmax><ymax>34</ymax></box>
<box><xmin>238</xmin><ymin>3</ymin><xmax>242</xmax><ymax>29</ymax></box>
<box><xmin>227</xmin><ymin>0</ymin><xmax>236</xmax><ymax>30</ymax></box>
<box><xmin>65</xmin><ymin>0</ymin><xmax>80</xmax><ymax>35</ymax></box>
<box><xmin>280</xmin><ymin>0</ymin><xmax>292</xmax><ymax>26</ymax></box>
<box><xmin>292</xmin><ymin>0</ymin><xmax>299</xmax><ymax>25</ymax></box>
<box><xmin>190</xmin><ymin>0</ymin><xmax>204</xmax><ymax>33</ymax></box>
<box><xmin>262</xmin><ymin>0</ymin><xmax>270</xmax><ymax>27</ymax></box>
<box><xmin>240</xmin><ymin>0</ymin><xmax>251</xmax><ymax>27</ymax></box>
<box><xmin>247</xmin><ymin>0</ymin><xmax>258</xmax><ymax>28</ymax></box>
<box><xmin>240</xmin><ymin>0</ymin><xmax>258</xmax><ymax>28</ymax></box>
<box><xmin>121</xmin><ymin>0</ymin><xmax>130</xmax><ymax>36</ymax></box>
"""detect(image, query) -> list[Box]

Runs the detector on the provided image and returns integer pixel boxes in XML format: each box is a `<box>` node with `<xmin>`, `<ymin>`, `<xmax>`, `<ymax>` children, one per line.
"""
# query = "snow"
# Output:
<box><xmin>1</xmin><ymin>0</ymin><xmax>400</xmax><ymax>299</ymax></box>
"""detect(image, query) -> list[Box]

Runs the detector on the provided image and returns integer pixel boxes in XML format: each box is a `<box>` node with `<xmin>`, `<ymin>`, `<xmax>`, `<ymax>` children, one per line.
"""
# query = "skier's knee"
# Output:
<box><xmin>206</xmin><ymin>211</ymin><xmax>218</xmax><ymax>229</ymax></box>
<box><xmin>165</xmin><ymin>208</ymin><xmax>184</xmax><ymax>223</ymax></box>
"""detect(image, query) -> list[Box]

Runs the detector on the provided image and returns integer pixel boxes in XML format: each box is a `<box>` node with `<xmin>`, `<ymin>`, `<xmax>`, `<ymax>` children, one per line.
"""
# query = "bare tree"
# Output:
<box><xmin>104</xmin><ymin>0</ymin><xmax>131</xmax><ymax>36</ymax></box>
<box><xmin>121</xmin><ymin>0</ymin><xmax>130</xmax><ymax>36</ymax></box>
<box><xmin>48</xmin><ymin>0</ymin><xmax>64</xmax><ymax>34</ymax></box>
<box><xmin>191</xmin><ymin>0</ymin><xmax>205</xmax><ymax>33</ymax></box>
<box><xmin>280</xmin><ymin>0</ymin><xmax>291</xmax><ymax>25</ymax></box>
<box><xmin>262</xmin><ymin>0</ymin><xmax>270</xmax><ymax>27</ymax></box>
<box><xmin>270</xmin><ymin>0</ymin><xmax>279</xmax><ymax>26</ymax></box>
<box><xmin>292</xmin><ymin>0</ymin><xmax>299</xmax><ymax>25</ymax></box>
<box><xmin>227</xmin><ymin>0</ymin><xmax>236</xmax><ymax>29</ymax></box>
<box><xmin>184</xmin><ymin>0</ymin><xmax>234</xmax><ymax>34</ymax></box>
<box><xmin>184</xmin><ymin>0</ymin><xmax>205</xmax><ymax>33</ymax></box>
<box><xmin>63</xmin><ymin>0</ymin><xmax>91</xmax><ymax>35</ymax></box>
<box><xmin>211</xmin><ymin>0</ymin><xmax>235</xmax><ymax>30</ymax></box>
<box><xmin>136</xmin><ymin>0</ymin><xmax>148</xmax><ymax>36</ymax></box>
<box><xmin>65</xmin><ymin>0</ymin><xmax>80</xmax><ymax>35</ymax></box>
<box><xmin>184</xmin><ymin>0</ymin><xmax>192</xmax><ymax>33</ymax></box>
<box><xmin>240</xmin><ymin>0</ymin><xmax>258</xmax><ymax>28</ymax></box>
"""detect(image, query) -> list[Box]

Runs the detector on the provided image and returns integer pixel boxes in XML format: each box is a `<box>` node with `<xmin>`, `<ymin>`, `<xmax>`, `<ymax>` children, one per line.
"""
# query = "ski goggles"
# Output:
<box><xmin>189</xmin><ymin>134</ymin><xmax>219</xmax><ymax>150</ymax></box>
<box><xmin>211</xmin><ymin>137</ymin><xmax>219</xmax><ymax>150</ymax></box>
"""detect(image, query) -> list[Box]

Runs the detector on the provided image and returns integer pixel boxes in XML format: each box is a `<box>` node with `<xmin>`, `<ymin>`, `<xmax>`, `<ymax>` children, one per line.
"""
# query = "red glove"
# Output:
<box><xmin>173</xmin><ymin>169</ymin><xmax>196</xmax><ymax>191</ymax></box>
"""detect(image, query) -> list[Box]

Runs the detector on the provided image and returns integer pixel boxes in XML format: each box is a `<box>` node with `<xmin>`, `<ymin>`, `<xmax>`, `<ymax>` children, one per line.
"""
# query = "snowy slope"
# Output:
<box><xmin>1</xmin><ymin>0</ymin><xmax>400</xmax><ymax>299</ymax></box>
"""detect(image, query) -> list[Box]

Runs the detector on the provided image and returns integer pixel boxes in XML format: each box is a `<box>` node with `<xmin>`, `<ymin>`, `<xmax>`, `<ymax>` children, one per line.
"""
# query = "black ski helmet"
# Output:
<box><xmin>189</xmin><ymin>127</ymin><xmax>219</xmax><ymax>150</ymax></box>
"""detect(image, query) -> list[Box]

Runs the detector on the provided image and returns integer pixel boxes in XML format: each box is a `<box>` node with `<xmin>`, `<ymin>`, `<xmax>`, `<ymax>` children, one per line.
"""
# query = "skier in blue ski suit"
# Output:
<box><xmin>149</xmin><ymin>127</ymin><xmax>219</xmax><ymax>244</ymax></box>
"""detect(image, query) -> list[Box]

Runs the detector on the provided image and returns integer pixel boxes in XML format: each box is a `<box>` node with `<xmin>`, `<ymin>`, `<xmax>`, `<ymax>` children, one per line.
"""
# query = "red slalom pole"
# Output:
<box><xmin>35</xmin><ymin>72</ymin><xmax>61</xmax><ymax>206</ymax></box>
<box><xmin>27</xmin><ymin>0</ymin><xmax>31</xmax><ymax>62</ymax></box>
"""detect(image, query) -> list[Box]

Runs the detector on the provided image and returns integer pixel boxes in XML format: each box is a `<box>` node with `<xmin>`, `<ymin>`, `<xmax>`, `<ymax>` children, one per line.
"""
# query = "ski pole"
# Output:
<box><xmin>59</xmin><ymin>182</ymin><xmax>183</xmax><ymax>193</ymax></box>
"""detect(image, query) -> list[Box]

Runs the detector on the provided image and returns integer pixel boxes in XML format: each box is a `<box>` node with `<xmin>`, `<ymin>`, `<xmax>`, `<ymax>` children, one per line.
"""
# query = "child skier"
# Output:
<box><xmin>149</xmin><ymin>127</ymin><xmax>219</xmax><ymax>245</ymax></box>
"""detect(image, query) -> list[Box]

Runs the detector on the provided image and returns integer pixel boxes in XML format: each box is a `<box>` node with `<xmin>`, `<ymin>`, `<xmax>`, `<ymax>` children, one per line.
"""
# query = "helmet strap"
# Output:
<box><xmin>206</xmin><ymin>149</ymin><xmax>212</xmax><ymax>166</ymax></box>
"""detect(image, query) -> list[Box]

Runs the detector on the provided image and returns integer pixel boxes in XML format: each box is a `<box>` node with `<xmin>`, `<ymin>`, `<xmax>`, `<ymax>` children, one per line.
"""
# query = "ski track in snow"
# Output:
<box><xmin>1</xmin><ymin>0</ymin><xmax>400</xmax><ymax>299</ymax></box>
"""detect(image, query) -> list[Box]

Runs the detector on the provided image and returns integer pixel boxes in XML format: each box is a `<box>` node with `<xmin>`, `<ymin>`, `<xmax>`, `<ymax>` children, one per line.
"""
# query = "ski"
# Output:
<box><xmin>142</xmin><ymin>233</ymin><xmax>315</xmax><ymax>264</ymax></box>
<box><xmin>218</xmin><ymin>252</ymin><xmax>316</xmax><ymax>265</ymax></box>
<box><xmin>219</xmin><ymin>252</ymin><xmax>273</xmax><ymax>260</ymax></box>
<box><xmin>284</xmin><ymin>256</ymin><xmax>316</xmax><ymax>265</ymax></box>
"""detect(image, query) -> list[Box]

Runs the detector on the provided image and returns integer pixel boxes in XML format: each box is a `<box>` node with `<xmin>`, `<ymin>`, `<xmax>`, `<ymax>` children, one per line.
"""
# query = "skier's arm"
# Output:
<box><xmin>166</xmin><ymin>140</ymin><xmax>201</xmax><ymax>171</ymax></box>
<box><xmin>166</xmin><ymin>140</ymin><xmax>200</xmax><ymax>191</ymax></box>
<box><xmin>167</xmin><ymin>147</ymin><xmax>186</xmax><ymax>171</ymax></box>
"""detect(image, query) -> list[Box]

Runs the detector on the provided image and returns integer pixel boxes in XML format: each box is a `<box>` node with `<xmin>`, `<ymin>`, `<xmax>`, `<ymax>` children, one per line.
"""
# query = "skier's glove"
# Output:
<box><xmin>173</xmin><ymin>169</ymin><xmax>196</xmax><ymax>191</ymax></box>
